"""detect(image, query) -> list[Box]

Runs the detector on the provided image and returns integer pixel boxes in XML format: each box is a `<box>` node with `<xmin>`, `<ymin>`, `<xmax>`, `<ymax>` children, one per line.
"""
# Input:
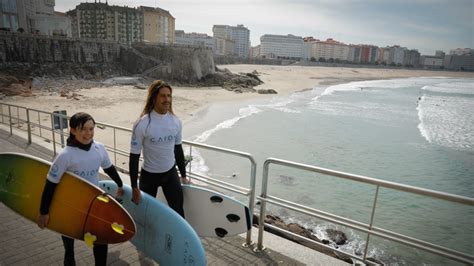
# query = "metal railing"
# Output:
<box><xmin>0</xmin><ymin>102</ymin><xmax>257</xmax><ymax>245</ymax></box>
<box><xmin>2</xmin><ymin>102</ymin><xmax>473</xmax><ymax>264</ymax></box>
<box><xmin>257</xmin><ymin>158</ymin><xmax>474</xmax><ymax>265</ymax></box>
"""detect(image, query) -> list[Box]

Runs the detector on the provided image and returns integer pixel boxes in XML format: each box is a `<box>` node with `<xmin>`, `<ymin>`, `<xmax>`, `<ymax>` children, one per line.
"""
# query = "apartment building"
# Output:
<box><xmin>444</xmin><ymin>51</ymin><xmax>474</xmax><ymax>71</ymax></box>
<box><xmin>376</xmin><ymin>47</ymin><xmax>391</xmax><ymax>64</ymax></box>
<box><xmin>1</xmin><ymin>0</ymin><xmax>70</xmax><ymax>36</ymax></box>
<box><xmin>175</xmin><ymin>30</ymin><xmax>215</xmax><ymax>51</ymax></box>
<box><xmin>213</xmin><ymin>24</ymin><xmax>250</xmax><ymax>58</ymax></box>
<box><xmin>260</xmin><ymin>34</ymin><xmax>303</xmax><ymax>60</ymax></box>
<box><xmin>420</xmin><ymin>56</ymin><xmax>444</xmax><ymax>69</ymax></box>
<box><xmin>215</xmin><ymin>38</ymin><xmax>235</xmax><ymax>56</ymax></box>
<box><xmin>307</xmin><ymin>38</ymin><xmax>350</xmax><ymax>62</ymax></box>
<box><xmin>138</xmin><ymin>6</ymin><xmax>174</xmax><ymax>44</ymax></box>
<box><xmin>33</xmin><ymin>10</ymin><xmax>71</xmax><ymax>36</ymax></box>
<box><xmin>67</xmin><ymin>2</ymin><xmax>143</xmax><ymax>44</ymax></box>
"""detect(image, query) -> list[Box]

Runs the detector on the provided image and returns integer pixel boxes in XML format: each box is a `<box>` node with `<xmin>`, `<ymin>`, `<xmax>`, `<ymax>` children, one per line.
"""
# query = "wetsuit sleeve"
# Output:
<box><xmin>174</xmin><ymin>144</ymin><xmax>186</xmax><ymax>178</ymax></box>
<box><xmin>104</xmin><ymin>165</ymin><xmax>123</xmax><ymax>187</ymax></box>
<box><xmin>129</xmin><ymin>153</ymin><xmax>140</xmax><ymax>188</ymax></box>
<box><xmin>39</xmin><ymin>180</ymin><xmax>57</xmax><ymax>215</ymax></box>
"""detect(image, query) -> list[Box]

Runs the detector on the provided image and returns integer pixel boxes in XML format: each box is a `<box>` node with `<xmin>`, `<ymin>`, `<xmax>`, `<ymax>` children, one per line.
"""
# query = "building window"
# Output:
<box><xmin>2</xmin><ymin>14</ymin><xmax>10</xmax><ymax>29</ymax></box>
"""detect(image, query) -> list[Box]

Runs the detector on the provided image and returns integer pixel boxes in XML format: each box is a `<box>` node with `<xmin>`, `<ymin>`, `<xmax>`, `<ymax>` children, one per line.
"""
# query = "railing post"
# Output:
<box><xmin>244</xmin><ymin>158</ymin><xmax>257</xmax><ymax>247</ymax></box>
<box><xmin>113</xmin><ymin>127</ymin><xmax>117</xmax><ymax>165</ymax></box>
<box><xmin>38</xmin><ymin>112</ymin><xmax>42</xmax><ymax>137</ymax></box>
<box><xmin>8</xmin><ymin>105</ymin><xmax>12</xmax><ymax>135</ymax></box>
<box><xmin>0</xmin><ymin>103</ymin><xmax>4</xmax><ymax>124</ymax></box>
<box><xmin>26</xmin><ymin>109</ymin><xmax>31</xmax><ymax>144</ymax></box>
<box><xmin>256</xmin><ymin>160</ymin><xmax>270</xmax><ymax>251</ymax></box>
<box><xmin>363</xmin><ymin>185</ymin><xmax>380</xmax><ymax>260</ymax></box>
<box><xmin>50</xmin><ymin>113</ymin><xmax>57</xmax><ymax>157</ymax></box>
<box><xmin>187</xmin><ymin>146</ymin><xmax>193</xmax><ymax>182</ymax></box>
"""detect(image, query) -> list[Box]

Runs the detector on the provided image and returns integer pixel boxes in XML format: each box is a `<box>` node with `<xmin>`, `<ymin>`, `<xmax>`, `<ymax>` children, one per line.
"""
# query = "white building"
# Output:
<box><xmin>260</xmin><ymin>34</ymin><xmax>303</xmax><ymax>60</ymax></box>
<box><xmin>391</xmin><ymin>46</ymin><xmax>407</xmax><ymax>65</ymax></box>
<box><xmin>250</xmin><ymin>45</ymin><xmax>260</xmax><ymax>58</ymax></box>
<box><xmin>33</xmin><ymin>11</ymin><xmax>71</xmax><ymax>36</ymax></box>
<box><xmin>213</xmin><ymin>24</ymin><xmax>250</xmax><ymax>58</ymax></box>
<box><xmin>449</xmin><ymin>48</ymin><xmax>473</xmax><ymax>56</ymax></box>
<box><xmin>175</xmin><ymin>30</ymin><xmax>216</xmax><ymax>51</ymax></box>
<box><xmin>420</xmin><ymin>56</ymin><xmax>443</xmax><ymax>69</ymax></box>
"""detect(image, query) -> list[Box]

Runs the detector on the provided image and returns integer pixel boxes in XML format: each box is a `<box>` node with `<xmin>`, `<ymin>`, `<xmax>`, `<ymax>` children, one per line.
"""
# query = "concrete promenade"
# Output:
<box><xmin>0</xmin><ymin>129</ymin><xmax>348</xmax><ymax>265</ymax></box>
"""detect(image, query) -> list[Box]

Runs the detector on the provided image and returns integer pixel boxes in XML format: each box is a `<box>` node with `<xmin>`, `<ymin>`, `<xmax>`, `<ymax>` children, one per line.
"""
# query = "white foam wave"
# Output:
<box><xmin>417</xmin><ymin>94</ymin><xmax>474</xmax><ymax>150</ymax></box>
<box><xmin>421</xmin><ymin>81</ymin><xmax>474</xmax><ymax>95</ymax></box>
<box><xmin>193</xmin><ymin>105</ymin><xmax>262</xmax><ymax>143</ymax></box>
<box><xmin>186</xmin><ymin>149</ymin><xmax>209</xmax><ymax>175</ymax></box>
<box><xmin>416</xmin><ymin>96</ymin><xmax>432</xmax><ymax>144</ymax></box>
<box><xmin>311</xmin><ymin>77</ymin><xmax>460</xmax><ymax>105</ymax></box>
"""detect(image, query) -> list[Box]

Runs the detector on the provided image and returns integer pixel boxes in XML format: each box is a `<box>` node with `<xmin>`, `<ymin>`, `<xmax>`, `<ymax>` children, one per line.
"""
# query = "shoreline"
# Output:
<box><xmin>2</xmin><ymin>64</ymin><xmax>473</xmax><ymax>128</ymax></box>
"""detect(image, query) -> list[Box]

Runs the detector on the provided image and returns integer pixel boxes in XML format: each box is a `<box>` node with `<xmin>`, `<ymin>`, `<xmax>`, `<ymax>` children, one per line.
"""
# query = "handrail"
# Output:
<box><xmin>257</xmin><ymin>157</ymin><xmax>474</xmax><ymax>265</ymax></box>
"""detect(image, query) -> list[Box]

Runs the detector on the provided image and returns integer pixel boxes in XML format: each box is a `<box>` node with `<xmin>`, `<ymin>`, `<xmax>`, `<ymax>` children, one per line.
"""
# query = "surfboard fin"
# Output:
<box><xmin>226</xmin><ymin>214</ymin><xmax>240</xmax><ymax>222</ymax></box>
<box><xmin>210</xmin><ymin>195</ymin><xmax>223</xmax><ymax>203</ymax></box>
<box><xmin>215</xmin><ymin>227</ymin><xmax>228</xmax><ymax>238</ymax></box>
<box><xmin>111</xmin><ymin>222</ymin><xmax>125</xmax><ymax>235</ymax></box>
<box><xmin>96</xmin><ymin>194</ymin><xmax>110</xmax><ymax>203</ymax></box>
<box><xmin>84</xmin><ymin>232</ymin><xmax>97</xmax><ymax>248</ymax></box>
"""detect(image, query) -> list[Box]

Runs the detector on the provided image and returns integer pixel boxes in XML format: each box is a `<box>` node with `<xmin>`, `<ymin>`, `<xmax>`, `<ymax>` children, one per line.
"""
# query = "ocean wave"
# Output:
<box><xmin>184</xmin><ymin>149</ymin><xmax>209</xmax><ymax>175</ymax></box>
<box><xmin>193</xmin><ymin>105</ymin><xmax>262</xmax><ymax>143</ymax></box>
<box><xmin>417</xmin><ymin>94</ymin><xmax>474</xmax><ymax>150</ymax></box>
<box><xmin>421</xmin><ymin>81</ymin><xmax>474</xmax><ymax>96</ymax></box>
<box><xmin>311</xmin><ymin>77</ymin><xmax>466</xmax><ymax>105</ymax></box>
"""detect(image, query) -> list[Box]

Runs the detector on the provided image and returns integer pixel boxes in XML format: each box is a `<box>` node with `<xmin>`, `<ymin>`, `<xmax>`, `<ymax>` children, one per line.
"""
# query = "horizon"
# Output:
<box><xmin>55</xmin><ymin>0</ymin><xmax>473</xmax><ymax>56</ymax></box>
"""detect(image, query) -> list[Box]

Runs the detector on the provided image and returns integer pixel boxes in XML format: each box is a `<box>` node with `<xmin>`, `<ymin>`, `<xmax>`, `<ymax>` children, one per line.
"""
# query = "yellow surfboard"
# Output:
<box><xmin>0</xmin><ymin>152</ymin><xmax>135</xmax><ymax>246</ymax></box>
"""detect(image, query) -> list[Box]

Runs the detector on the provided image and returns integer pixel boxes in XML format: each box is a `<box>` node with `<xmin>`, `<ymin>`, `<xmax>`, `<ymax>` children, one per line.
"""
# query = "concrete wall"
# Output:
<box><xmin>0</xmin><ymin>32</ymin><xmax>120</xmax><ymax>64</ymax></box>
<box><xmin>0</xmin><ymin>33</ymin><xmax>216</xmax><ymax>82</ymax></box>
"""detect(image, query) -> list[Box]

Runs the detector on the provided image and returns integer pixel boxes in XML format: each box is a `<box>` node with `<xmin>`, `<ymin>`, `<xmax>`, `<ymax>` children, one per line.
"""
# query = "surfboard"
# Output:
<box><xmin>157</xmin><ymin>184</ymin><xmax>251</xmax><ymax>238</ymax></box>
<box><xmin>0</xmin><ymin>153</ymin><xmax>136</xmax><ymax>246</ymax></box>
<box><xmin>99</xmin><ymin>180</ymin><xmax>206</xmax><ymax>265</ymax></box>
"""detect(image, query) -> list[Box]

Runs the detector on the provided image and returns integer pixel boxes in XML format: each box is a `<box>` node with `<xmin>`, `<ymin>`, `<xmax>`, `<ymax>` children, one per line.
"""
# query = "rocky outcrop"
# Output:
<box><xmin>199</xmin><ymin>68</ymin><xmax>263</xmax><ymax>93</ymax></box>
<box><xmin>0</xmin><ymin>74</ymin><xmax>33</xmax><ymax>97</ymax></box>
<box><xmin>253</xmin><ymin>214</ymin><xmax>352</xmax><ymax>263</ymax></box>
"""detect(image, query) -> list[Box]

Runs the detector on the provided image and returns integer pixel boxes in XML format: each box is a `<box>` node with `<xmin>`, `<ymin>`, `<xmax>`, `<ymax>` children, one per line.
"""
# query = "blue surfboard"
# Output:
<box><xmin>99</xmin><ymin>180</ymin><xmax>206</xmax><ymax>265</ymax></box>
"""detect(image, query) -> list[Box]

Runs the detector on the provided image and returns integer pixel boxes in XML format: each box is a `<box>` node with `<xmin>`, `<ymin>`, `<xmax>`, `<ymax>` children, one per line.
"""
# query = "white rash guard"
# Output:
<box><xmin>130</xmin><ymin>110</ymin><xmax>183</xmax><ymax>173</ymax></box>
<box><xmin>47</xmin><ymin>141</ymin><xmax>112</xmax><ymax>186</ymax></box>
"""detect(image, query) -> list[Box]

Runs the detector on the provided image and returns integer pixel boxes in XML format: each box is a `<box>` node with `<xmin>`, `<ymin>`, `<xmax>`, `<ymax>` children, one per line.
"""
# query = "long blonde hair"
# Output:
<box><xmin>140</xmin><ymin>80</ymin><xmax>174</xmax><ymax>117</ymax></box>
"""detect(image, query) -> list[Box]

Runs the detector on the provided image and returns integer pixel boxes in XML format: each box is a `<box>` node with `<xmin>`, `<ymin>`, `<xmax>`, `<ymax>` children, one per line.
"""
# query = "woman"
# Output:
<box><xmin>37</xmin><ymin>112</ymin><xmax>124</xmax><ymax>266</ymax></box>
<box><xmin>129</xmin><ymin>80</ymin><xmax>189</xmax><ymax>217</ymax></box>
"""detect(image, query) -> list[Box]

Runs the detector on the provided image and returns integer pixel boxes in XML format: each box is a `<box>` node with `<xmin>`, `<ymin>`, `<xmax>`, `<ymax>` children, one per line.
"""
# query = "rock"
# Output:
<box><xmin>326</xmin><ymin>229</ymin><xmax>347</xmax><ymax>245</ymax></box>
<box><xmin>257</xmin><ymin>89</ymin><xmax>278</xmax><ymax>94</ymax></box>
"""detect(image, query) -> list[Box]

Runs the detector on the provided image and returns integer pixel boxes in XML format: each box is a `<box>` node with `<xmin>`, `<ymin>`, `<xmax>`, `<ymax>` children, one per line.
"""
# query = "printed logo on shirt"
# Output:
<box><xmin>150</xmin><ymin>135</ymin><xmax>174</xmax><ymax>143</ymax></box>
<box><xmin>131</xmin><ymin>132</ymin><xmax>138</xmax><ymax>146</ymax></box>
<box><xmin>73</xmin><ymin>169</ymin><xmax>98</xmax><ymax>179</ymax></box>
<box><xmin>49</xmin><ymin>164</ymin><xmax>59</xmax><ymax>178</ymax></box>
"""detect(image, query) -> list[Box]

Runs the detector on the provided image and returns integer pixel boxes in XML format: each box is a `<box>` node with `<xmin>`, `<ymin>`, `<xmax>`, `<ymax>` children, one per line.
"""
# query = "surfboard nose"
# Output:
<box><xmin>84</xmin><ymin>193</ymin><xmax>136</xmax><ymax>244</ymax></box>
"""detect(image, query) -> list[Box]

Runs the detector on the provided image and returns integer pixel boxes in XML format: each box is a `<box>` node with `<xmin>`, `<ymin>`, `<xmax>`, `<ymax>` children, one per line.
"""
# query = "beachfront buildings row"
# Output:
<box><xmin>255</xmin><ymin>34</ymin><xmax>420</xmax><ymax>66</ymax></box>
<box><xmin>253</xmin><ymin>34</ymin><xmax>473</xmax><ymax>70</ymax></box>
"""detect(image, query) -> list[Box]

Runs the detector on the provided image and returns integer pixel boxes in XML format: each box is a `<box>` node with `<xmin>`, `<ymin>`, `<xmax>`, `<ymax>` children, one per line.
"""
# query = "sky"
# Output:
<box><xmin>55</xmin><ymin>0</ymin><xmax>473</xmax><ymax>55</ymax></box>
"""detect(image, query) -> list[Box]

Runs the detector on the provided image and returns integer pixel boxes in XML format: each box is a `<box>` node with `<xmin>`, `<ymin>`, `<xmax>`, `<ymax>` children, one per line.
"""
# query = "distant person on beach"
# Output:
<box><xmin>129</xmin><ymin>80</ymin><xmax>189</xmax><ymax>218</ymax></box>
<box><xmin>37</xmin><ymin>112</ymin><xmax>124</xmax><ymax>266</ymax></box>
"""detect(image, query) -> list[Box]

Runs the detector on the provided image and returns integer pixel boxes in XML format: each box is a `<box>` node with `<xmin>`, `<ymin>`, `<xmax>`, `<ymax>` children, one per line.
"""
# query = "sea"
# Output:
<box><xmin>183</xmin><ymin>76</ymin><xmax>474</xmax><ymax>265</ymax></box>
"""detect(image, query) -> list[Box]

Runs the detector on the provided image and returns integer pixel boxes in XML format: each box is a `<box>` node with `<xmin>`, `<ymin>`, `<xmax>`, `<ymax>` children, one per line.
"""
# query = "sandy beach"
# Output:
<box><xmin>3</xmin><ymin>65</ymin><xmax>474</xmax><ymax>129</ymax></box>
